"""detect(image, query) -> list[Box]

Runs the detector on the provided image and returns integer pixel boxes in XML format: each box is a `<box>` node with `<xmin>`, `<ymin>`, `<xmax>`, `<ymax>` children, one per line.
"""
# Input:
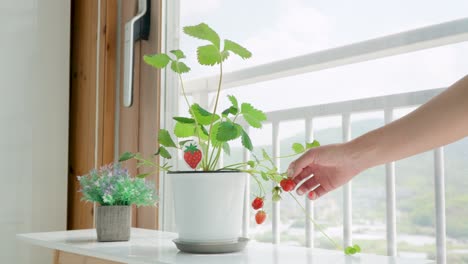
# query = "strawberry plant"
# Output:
<box><xmin>119</xmin><ymin>23</ymin><xmax>361</xmax><ymax>255</ymax></box>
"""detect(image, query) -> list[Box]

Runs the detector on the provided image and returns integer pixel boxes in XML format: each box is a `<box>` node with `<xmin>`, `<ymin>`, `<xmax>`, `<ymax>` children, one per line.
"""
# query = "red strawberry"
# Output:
<box><xmin>280</xmin><ymin>178</ymin><xmax>296</xmax><ymax>192</ymax></box>
<box><xmin>183</xmin><ymin>144</ymin><xmax>202</xmax><ymax>169</ymax></box>
<box><xmin>255</xmin><ymin>210</ymin><xmax>267</xmax><ymax>224</ymax></box>
<box><xmin>251</xmin><ymin>197</ymin><xmax>264</xmax><ymax>210</ymax></box>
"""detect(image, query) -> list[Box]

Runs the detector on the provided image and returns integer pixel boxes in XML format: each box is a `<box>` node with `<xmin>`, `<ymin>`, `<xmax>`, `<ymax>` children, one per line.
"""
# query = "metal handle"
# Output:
<box><xmin>123</xmin><ymin>0</ymin><xmax>150</xmax><ymax>107</ymax></box>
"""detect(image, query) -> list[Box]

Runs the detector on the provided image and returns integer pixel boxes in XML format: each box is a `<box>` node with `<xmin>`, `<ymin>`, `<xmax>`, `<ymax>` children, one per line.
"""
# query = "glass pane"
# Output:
<box><xmin>180</xmin><ymin>0</ymin><xmax>468</xmax><ymax>78</ymax></box>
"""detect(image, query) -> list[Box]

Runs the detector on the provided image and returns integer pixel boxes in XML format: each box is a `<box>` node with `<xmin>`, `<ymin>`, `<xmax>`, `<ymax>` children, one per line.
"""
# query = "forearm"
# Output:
<box><xmin>347</xmin><ymin>75</ymin><xmax>468</xmax><ymax>170</ymax></box>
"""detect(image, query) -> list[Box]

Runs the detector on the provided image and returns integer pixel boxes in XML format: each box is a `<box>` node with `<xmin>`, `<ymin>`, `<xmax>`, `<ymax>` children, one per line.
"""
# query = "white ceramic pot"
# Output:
<box><xmin>170</xmin><ymin>171</ymin><xmax>246</xmax><ymax>243</ymax></box>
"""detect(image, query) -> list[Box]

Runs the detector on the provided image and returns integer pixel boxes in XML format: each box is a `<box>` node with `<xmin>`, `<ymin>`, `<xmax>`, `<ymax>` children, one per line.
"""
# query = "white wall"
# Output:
<box><xmin>0</xmin><ymin>0</ymin><xmax>70</xmax><ymax>263</ymax></box>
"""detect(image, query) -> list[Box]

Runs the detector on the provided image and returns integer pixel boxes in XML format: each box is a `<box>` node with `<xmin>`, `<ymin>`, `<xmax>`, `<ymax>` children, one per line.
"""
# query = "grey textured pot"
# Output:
<box><xmin>95</xmin><ymin>205</ymin><xmax>131</xmax><ymax>242</ymax></box>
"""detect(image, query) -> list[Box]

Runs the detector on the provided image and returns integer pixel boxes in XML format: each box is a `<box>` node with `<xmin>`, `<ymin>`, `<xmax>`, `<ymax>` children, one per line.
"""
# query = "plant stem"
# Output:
<box><xmin>288</xmin><ymin>193</ymin><xmax>342</xmax><ymax>250</ymax></box>
<box><xmin>205</xmin><ymin>61</ymin><xmax>224</xmax><ymax>170</ymax></box>
<box><xmin>178</xmin><ymin>73</ymin><xmax>204</xmax><ymax>167</ymax></box>
<box><xmin>209</xmin><ymin>145</ymin><xmax>223</xmax><ymax>170</ymax></box>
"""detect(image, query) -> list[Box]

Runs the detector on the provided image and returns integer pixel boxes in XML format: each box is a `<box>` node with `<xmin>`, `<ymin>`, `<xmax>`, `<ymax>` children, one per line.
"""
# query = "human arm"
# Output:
<box><xmin>288</xmin><ymin>75</ymin><xmax>468</xmax><ymax>199</ymax></box>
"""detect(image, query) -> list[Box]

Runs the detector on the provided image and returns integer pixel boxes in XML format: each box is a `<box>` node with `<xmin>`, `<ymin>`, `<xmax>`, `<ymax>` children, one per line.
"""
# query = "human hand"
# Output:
<box><xmin>287</xmin><ymin>143</ymin><xmax>362</xmax><ymax>200</ymax></box>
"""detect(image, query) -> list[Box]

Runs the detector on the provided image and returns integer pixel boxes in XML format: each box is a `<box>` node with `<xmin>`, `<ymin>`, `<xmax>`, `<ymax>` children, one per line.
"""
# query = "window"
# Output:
<box><xmin>171</xmin><ymin>0</ymin><xmax>468</xmax><ymax>262</ymax></box>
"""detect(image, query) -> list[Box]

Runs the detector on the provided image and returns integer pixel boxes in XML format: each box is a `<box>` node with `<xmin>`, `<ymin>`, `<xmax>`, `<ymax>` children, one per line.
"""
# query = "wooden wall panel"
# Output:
<box><xmin>137</xmin><ymin>0</ymin><xmax>163</xmax><ymax>229</ymax></box>
<box><xmin>68</xmin><ymin>0</ymin><xmax>117</xmax><ymax>230</ymax></box>
<box><xmin>118</xmin><ymin>0</ymin><xmax>162</xmax><ymax>230</ymax></box>
<box><xmin>68</xmin><ymin>0</ymin><xmax>161</xmax><ymax>230</ymax></box>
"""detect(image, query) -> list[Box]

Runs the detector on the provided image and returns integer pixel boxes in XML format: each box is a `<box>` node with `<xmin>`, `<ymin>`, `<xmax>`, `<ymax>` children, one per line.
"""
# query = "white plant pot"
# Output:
<box><xmin>170</xmin><ymin>171</ymin><xmax>246</xmax><ymax>243</ymax></box>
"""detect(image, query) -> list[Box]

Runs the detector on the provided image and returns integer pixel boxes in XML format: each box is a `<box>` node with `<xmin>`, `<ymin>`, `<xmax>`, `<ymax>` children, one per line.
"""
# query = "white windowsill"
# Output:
<box><xmin>17</xmin><ymin>228</ymin><xmax>433</xmax><ymax>264</ymax></box>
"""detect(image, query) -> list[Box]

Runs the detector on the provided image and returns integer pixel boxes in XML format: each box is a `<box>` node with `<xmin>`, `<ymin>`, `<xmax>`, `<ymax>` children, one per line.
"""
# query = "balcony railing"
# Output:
<box><xmin>162</xmin><ymin>16</ymin><xmax>468</xmax><ymax>264</ymax></box>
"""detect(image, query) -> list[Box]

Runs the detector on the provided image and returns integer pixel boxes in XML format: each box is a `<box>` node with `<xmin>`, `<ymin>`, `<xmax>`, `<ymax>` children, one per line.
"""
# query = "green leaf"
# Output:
<box><xmin>247</xmin><ymin>160</ymin><xmax>256</xmax><ymax>168</ymax></box>
<box><xmin>136</xmin><ymin>173</ymin><xmax>150</xmax><ymax>179</ymax></box>
<box><xmin>354</xmin><ymin>245</ymin><xmax>361</xmax><ymax>253</ymax></box>
<box><xmin>221</xmin><ymin>106</ymin><xmax>238</xmax><ymax>117</ymax></box>
<box><xmin>306</xmin><ymin>140</ymin><xmax>320</xmax><ymax>149</ymax></box>
<box><xmin>261</xmin><ymin>171</ymin><xmax>269</xmax><ymax>181</ymax></box>
<box><xmin>158</xmin><ymin>129</ymin><xmax>176</xmax><ymax>148</ymax></box>
<box><xmin>170</xmin><ymin>49</ymin><xmax>186</xmax><ymax>59</ymax></box>
<box><xmin>241</xmin><ymin>103</ymin><xmax>267</xmax><ymax>128</ymax></box>
<box><xmin>345</xmin><ymin>246</ymin><xmax>357</xmax><ymax>255</ymax></box>
<box><xmin>197</xmin><ymin>44</ymin><xmax>222</xmax><ymax>66</ymax></box>
<box><xmin>262</xmin><ymin>149</ymin><xmax>276</xmax><ymax>168</ymax></box>
<box><xmin>195</xmin><ymin>125</ymin><xmax>209</xmax><ymax>141</ymax></box>
<box><xmin>216</xmin><ymin>122</ymin><xmax>242</xmax><ymax>142</ymax></box>
<box><xmin>173</xmin><ymin>117</ymin><xmax>195</xmax><ymax>124</ymax></box>
<box><xmin>143</xmin><ymin>54</ymin><xmax>171</xmax><ymax>69</ymax></box>
<box><xmin>223</xmin><ymin>39</ymin><xmax>252</xmax><ymax>59</ymax></box>
<box><xmin>174</xmin><ymin>122</ymin><xmax>196</xmax><ymax>138</ymax></box>
<box><xmin>170</xmin><ymin>61</ymin><xmax>191</xmax><ymax>73</ymax></box>
<box><xmin>241</xmin><ymin>129</ymin><xmax>253</xmax><ymax>151</ymax></box>
<box><xmin>190</xmin><ymin>104</ymin><xmax>220</xmax><ymax>125</ymax></box>
<box><xmin>222</xmin><ymin>142</ymin><xmax>231</xmax><ymax>155</ymax></box>
<box><xmin>158</xmin><ymin>146</ymin><xmax>172</xmax><ymax>159</ymax></box>
<box><xmin>183</xmin><ymin>23</ymin><xmax>220</xmax><ymax>49</ymax></box>
<box><xmin>210</xmin><ymin>122</ymin><xmax>221</xmax><ymax>145</ymax></box>
<box><xmin>118</xmin><ymin>152</ymin><xmax>135</xmax><ymax>162</ymax></box>
<box><xmin>228</xmin><ymin>95</ymin><xmax>238</xmax><ymax>108</ymax></box>
<box><xmin>220</xmin><ymin>50</ymin><xmax>230</xmax><ymax>62</ymax></box>
<box><xmin>272</xmin><ymin>193</ymin><xmax>282</xmax><ymax>202</ymax></box>
<box><xmin>178</xmin><ymin>139</ymin><xmax>192</xmax><ymax>147</ymax></box>
<box><xmin>272</xmin><ymin>173</ymin><xmax>284</xmax><ymax>183</ymax></box>
<box><xmin>292</xmin><ymin>143</ymin><xmax>305</xmax><ymax>154</ymax></box>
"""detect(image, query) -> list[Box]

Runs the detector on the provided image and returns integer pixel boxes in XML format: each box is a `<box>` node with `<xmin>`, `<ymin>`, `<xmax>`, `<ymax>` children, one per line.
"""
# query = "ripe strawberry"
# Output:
<box><xmin>255</xmin><ymin>210</ymin><xmax>267</xmax><ymax>224</ymax></box>
<box><xmin>280</xmin><ymin>178</ymin><xmax>296</xmax><ymax>192</ymax></box>
<box><xmin>251</xmin><ymin>197</ymin><xmax>264</xmax><ymax>210</ymax></box>
<box><xmin>183</xmin><ymin>143</ymin><xmax>202</xmax><ymax>169</ymax></box>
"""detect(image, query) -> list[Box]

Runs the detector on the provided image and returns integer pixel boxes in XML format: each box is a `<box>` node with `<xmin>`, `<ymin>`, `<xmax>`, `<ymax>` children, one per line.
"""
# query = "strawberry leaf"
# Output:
<box><xmin>158</xmin><ymin>129</ymin><xmax>177</xmax><ymax>148</ymax></box>
<box><xmin>143</xmin><ymin>54</ymin><xmax>171</xmax><ymax>69</ymax></box>
<box><xmin>241</xmin><ymin>129</ymin><xmax>253</xmax><ymax>151</ymax></box>
<box><xmin>224</xmin><ymin>39</ymin><xmax>252</xmax><ymax>59</ymax></box>
<box><xmin>261</xmin><ymin>171</ymin><xmax>269</xmax><ymax>181</ymax></box>
<box><xmin>170</xmin><ymin>49</ymin><xmax>186</xmax><ymax>59</ymax></box>
<box><xmin>241</xmin><ymin>103</ymin><xmax>267</xmax><ymax>128</ymax></box>
<box><xmin>197</xmin><ymin>44</ymin><xmax>223</xmax><ymax>66</ymax></box>
<box><xmin>354</xmin><ymin>244</ymin><xmax>361</xmax><ymax>253</ymax></box>
<box><xmin>216</xmin><ymin>122</ymin><xmax>242</xmax><ymax>142</ymax></box>
<box><xmin>118</xmin><ymin>152</ymin><xmax>135</xmax><ymax>162</ymax></box>
<box><xmin>190</xmin><ymin>104</ymin><xmax>220</xmax><ymax>125</ymax></box>
<box><xmin>292</xmin><ymin>143</ymin><xmax>305</xmax><ymax>154</ymax></box>
<box><xmin>183</xmin><ymin>23</ymin><xmax>220</xmax><ymax>49</ymax></box>
<box><xmin>228</xmin><ymin>95</ymin><xmax>238</xmax><ymax>108</ymax></box>
<box><xmin>174</xmin><ymin>122</ymin><xmax>196</xmax><ymax>138</ymax></box>
<box><xmin>178</xmin><ymin>139</ymin><xmax>192</xmax><ymax>147</ymax></box>
<box><xmin>170</xmin><ymin>61</ymin><xmax>191</xmax><ymax>74</ymax></box>
<box><xmin>158</xmin><ymin>146</ymin><xmax>172</xmax><ymax>159</ymax></box>
<box><xmin>221</xmin><ymin>106</ymin><xmax>238</xmax><ymax>117</ymax></box>
<box><xmin>222</xmin><ymin>142</ymin><xmax>231</xmax><ymax>155</ymax></box>
<box><xmin>136</xmin><ymin>173</ymin><xmax>150</xmax><ymax>179</ymax></box>
<box><xmin>306</xmin><ymin>140</ymin><xmax>320</xmax><ymax>149</ymax></box>
<box><xmin>173</xmin><ymin>117</ymin><xmax>195</xmax><ymax>124</ymax></box>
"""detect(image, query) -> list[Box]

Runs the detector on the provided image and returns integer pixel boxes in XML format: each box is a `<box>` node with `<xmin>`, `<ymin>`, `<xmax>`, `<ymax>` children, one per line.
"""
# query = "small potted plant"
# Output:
<box><xmin>121</xmin><ymin>23</ymin><xmax>360</xmax><ymax>255</ymax></box>
<box><xmin>77</xmin><ymin>162</ymin><xmax>158</xmax><ymax>242</ymax></box>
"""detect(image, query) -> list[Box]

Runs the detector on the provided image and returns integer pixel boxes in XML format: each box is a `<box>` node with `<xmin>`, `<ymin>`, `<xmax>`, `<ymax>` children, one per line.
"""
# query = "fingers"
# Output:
<box><xmin>307</xmin><ymin>186</ymin><xmax>328</xmax><ymax>200</ymax></box>
<box><xmin>296</xmin><ymin>176</ymin><xmax>319</xmax><ymax>196</ymax></box>
<box><xmin>287</xmin><ymin>149</ymin><xmax>317</xmax><ymax>179</ymax></box>
<box><xmin>292</xmin><ymin>165</ymin><xmax>316</xmax><ymax>185</ymax></box>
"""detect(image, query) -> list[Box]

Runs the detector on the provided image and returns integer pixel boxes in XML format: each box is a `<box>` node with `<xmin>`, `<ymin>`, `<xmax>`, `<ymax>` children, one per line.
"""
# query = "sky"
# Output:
<box><xmin>177</xmin><ymin>0</ymin><xmax>468</xmax><ymax>145</ymax></box>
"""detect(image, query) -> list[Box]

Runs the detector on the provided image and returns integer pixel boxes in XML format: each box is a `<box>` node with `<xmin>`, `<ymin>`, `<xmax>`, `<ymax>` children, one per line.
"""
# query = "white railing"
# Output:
<box><xmin>256</xmin><ymin>87</ymin><xmax>445</xmax><ymax>256</ymax></box>
<box><xmin>164</xmin><ymin>17</ymin><xmax>468</xmax><ymax>264</ymax></box>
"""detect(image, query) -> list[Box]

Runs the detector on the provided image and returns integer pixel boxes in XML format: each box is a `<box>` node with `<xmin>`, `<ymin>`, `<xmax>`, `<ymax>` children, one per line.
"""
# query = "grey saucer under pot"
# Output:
<box><xmin>95</xmin><ymin>205</ymin><xmax>131</xmax><ymax>242</ymax></box>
